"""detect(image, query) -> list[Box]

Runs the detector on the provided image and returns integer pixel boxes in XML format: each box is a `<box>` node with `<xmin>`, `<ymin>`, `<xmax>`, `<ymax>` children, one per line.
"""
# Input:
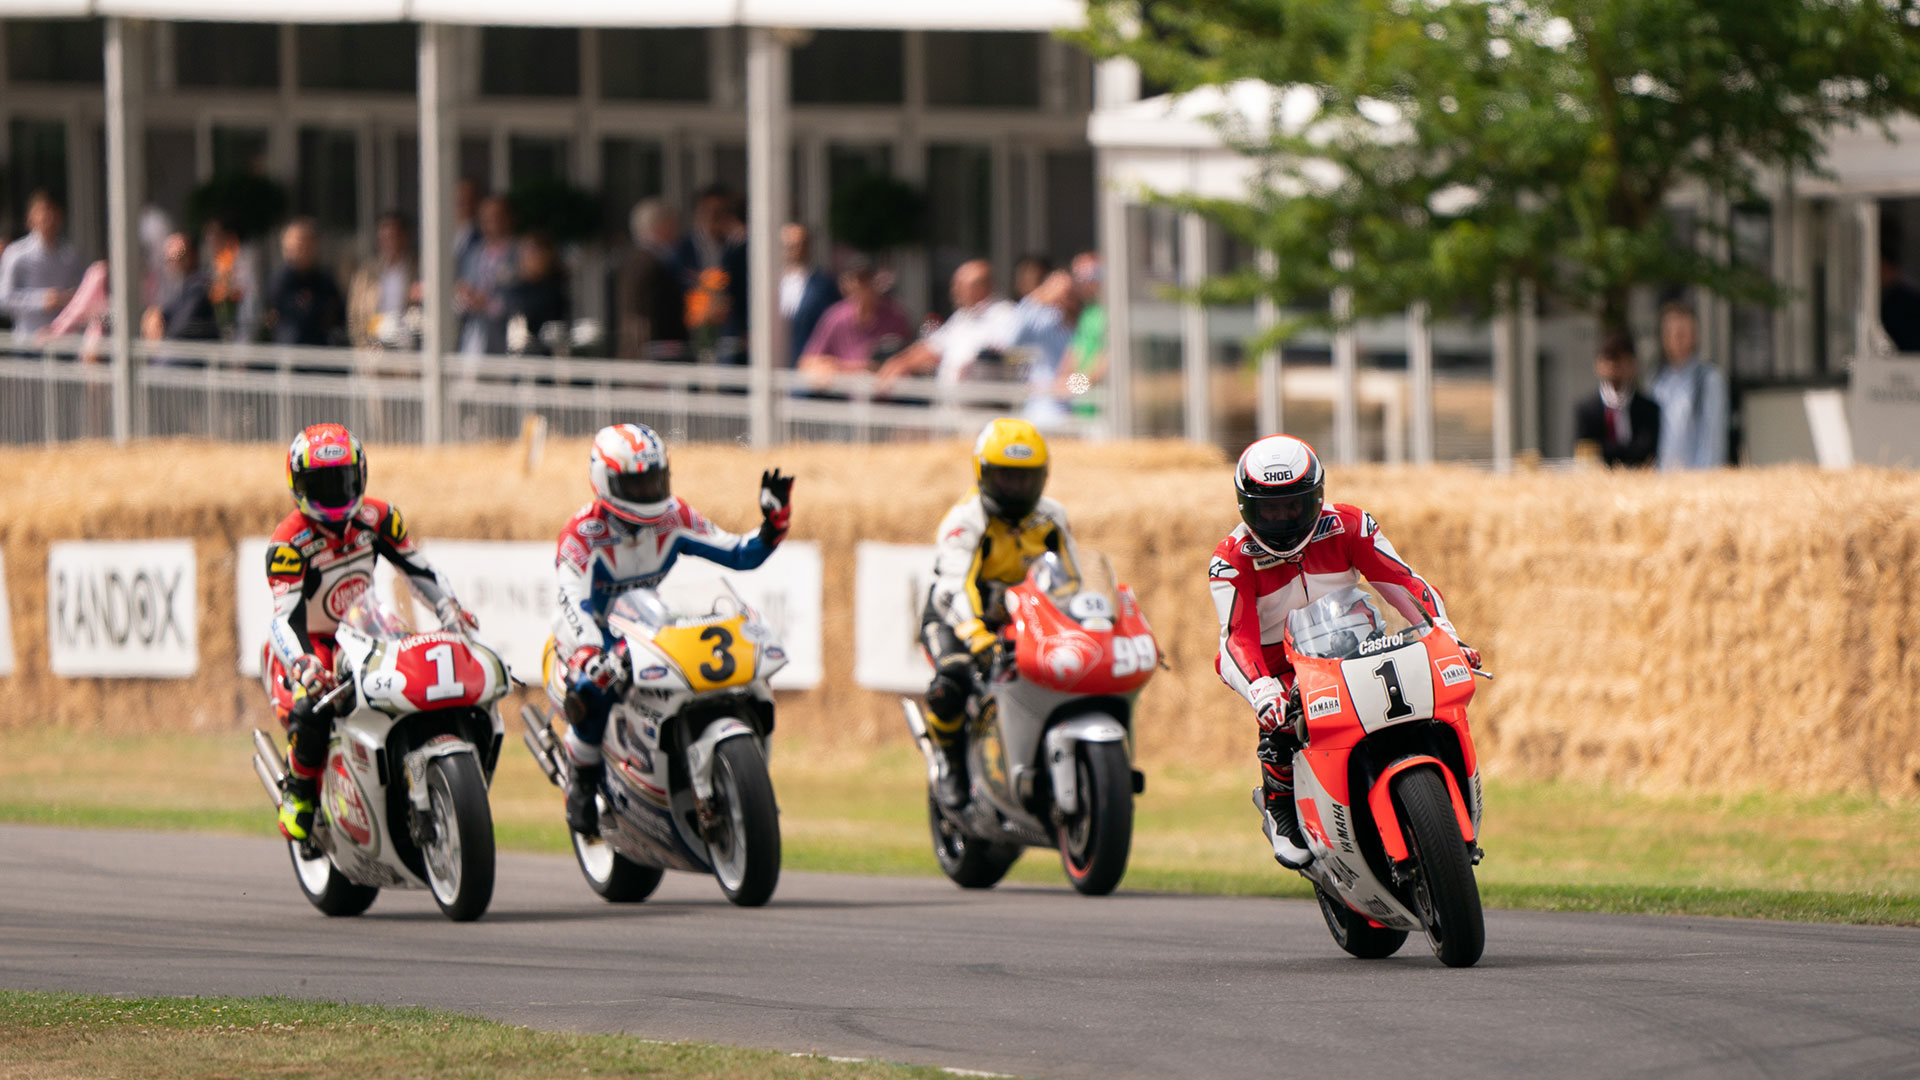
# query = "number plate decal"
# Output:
<box><xmin>1337</xmin><ymin>642</ymin><xmax>1436</xmax><ymax>733</ymax></box>
<box><xmin>649</xmin><ymin>615</ymin><xmax>757</xmax><ymax>692</ymax></box>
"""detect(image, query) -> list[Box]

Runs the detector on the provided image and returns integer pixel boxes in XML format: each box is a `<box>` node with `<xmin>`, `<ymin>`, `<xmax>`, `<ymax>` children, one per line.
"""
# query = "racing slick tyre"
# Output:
<box><xmin>1058</xmin><ymin>741</ymin><xmax>1133</xmax><ymax>897</ymax></box>
<box><xmin>289</xmin><ymin>841</ymin><xmax>379</xmax><ymax>917</ymax></box>
<box><xmin>422</xmin><ymin>753</ymin><xmax>496</xmax><ymax>922</ymax></box>
<box><xmin>1315</xmin><ymin>886</ymin><xmax>1409</xmax><ymax>959</ymax></box>
<box><xmin>1395</xmin><ymin>767</ymin><xmax>1484</xmax><ymax>968</ymax></box>
<box><xmin>927</xmin><ymin>796</ymin><xmax>1022</xmax><ymax>888</ymax></box>
<box><xmin>709</xmin><ymin>737</ymin><xmax>781</xmax><ymax>908</ymax></box>
<box><xmin>572</xmin><ymin>827</ymin><xmax>666</xmax><ymax>902</ymax></box>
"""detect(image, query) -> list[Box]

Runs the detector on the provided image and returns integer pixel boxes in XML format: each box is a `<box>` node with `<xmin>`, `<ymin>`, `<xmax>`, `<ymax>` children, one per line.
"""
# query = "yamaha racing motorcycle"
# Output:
<box><xmin>253</xmin><ymin>599</ymin><xmax>510</xmax><ymax>922</ymax></box>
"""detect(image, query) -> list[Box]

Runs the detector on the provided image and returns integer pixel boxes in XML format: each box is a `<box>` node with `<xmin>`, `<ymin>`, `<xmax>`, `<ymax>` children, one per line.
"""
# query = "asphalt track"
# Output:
<box><xmin>3</xmin><ymin>825</ymin><xmax>1919</xmax><ymax>1079</ymax></box>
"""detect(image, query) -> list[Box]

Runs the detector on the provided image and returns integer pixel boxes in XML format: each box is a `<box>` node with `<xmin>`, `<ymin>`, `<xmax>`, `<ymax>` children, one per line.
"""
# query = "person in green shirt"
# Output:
<box><xmin>1055</xmin><ymin>252</ymin><xmax>1108</xmax><ymax>419</ymax></box>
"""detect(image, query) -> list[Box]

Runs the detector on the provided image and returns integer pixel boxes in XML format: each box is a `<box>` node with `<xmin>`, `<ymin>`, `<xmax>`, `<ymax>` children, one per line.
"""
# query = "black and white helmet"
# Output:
<box><xmin>1234</xmin><ymin>435</ymin><xmax>1325</xmax><ymax>558</ymax></box>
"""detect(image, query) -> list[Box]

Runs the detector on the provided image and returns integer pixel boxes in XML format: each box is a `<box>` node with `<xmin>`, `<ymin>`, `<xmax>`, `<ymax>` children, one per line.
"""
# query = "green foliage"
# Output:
<box><xmin>184</xmin><ymin>172</ymin><xmax>289</xmax><ymax>241</ymax></box>
<box><xmin>1073</xmin><ymin>0</ymin><xmax>1920</xmax><ymax>333</ymax></box>
<box><xmin>829</xmin><ymin>173</ymin><xmax>927</xmax><ymax>253</ymax></box>
<box><xmin>506</xmin><ymin>178</ymin><xmax>603</xmax><ymax>245</ymax></box>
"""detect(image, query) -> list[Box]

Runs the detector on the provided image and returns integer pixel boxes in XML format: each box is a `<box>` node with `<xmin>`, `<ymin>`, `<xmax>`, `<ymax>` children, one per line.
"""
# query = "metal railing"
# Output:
<box><xmin>1</xmin><ymin>336</ymin><xmax>1111</xmax><ymax>446</ymax></box>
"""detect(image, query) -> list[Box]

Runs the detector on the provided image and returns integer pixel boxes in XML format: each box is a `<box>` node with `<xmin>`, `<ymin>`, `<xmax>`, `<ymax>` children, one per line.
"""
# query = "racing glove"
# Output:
<box><xmin>758</xmin><ymin>469</ymin><xmax>794</xmax><ymax>547</ymax></box>
<box><xmin>435</xmin><ymin>596</ymin><xmax>479</xmax><ymax>633</ymax></box>
<box><xmin>1249</xmin><ymin>676</ymin><xmax>1291</xmax><ymax>735</ymax></box>
<box><xmin>288</xmin><ymin>653</ymin><xmax>334</xmax><ymax>697</ymax></box>
<box><xmin>1434</xmin><ymin>618</ymin><xmax>1481</xmax><ymax>669</ymax></box>
<box><xmin>567</xmin><ymin>646</ymin><xmax>625</xmax><ymax>692</ymax></box>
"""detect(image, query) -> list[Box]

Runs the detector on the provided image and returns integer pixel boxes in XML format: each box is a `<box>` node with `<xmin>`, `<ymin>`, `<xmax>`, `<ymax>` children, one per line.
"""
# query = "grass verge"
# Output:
<box><xmin>4</xmin><ymin>729</ymin><xmax>1918</xmax><ymax>926</ymax></box>
<box><xmin>0</xmin><ymin>991</ymin><xmax>973</xmax><ymax>1080</ymax></box>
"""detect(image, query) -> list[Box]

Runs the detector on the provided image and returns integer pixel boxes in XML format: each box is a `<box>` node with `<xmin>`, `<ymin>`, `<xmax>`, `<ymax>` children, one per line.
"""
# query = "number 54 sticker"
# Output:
<box><xmin>1110</xmin><ymin>634</ymin><xmax>1157</xmax><ymax>677</ymax></box>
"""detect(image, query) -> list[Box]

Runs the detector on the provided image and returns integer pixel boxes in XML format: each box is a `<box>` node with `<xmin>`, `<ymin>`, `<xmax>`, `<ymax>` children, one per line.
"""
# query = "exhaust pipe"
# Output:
<box><xmin>252</xmin><ymin>729</ymin><xmax>286</xmax><ymax>807</ymax></box>
<box><xmin>519</xmin><ymin>704</ymin><xmax>561</xmax><ymax>786</ymax></box>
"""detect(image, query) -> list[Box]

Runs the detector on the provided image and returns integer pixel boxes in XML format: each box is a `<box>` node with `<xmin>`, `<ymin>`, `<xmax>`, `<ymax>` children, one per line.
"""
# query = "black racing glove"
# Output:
<box><xmin>758</xmin><ymin>469</ymin><xmax>794</xmax><ymax>547</ymax></box>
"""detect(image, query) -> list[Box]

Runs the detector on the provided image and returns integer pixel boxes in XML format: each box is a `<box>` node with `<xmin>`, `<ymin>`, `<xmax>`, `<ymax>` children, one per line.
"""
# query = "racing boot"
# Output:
<box><xmin>279</xmin><ymin>773</ymin><xmax>318</xmax><ymax>843</ymax></box>
<box><xmin>566</xmin><ymin>762</ymin><xmax>603</xmax><ymax>836</ymax></box>
<box><xmin>1256</xmin><ymin>732</ymin><xmax>1313</xmax><ymax>870</ymax></box>
<box><xmin>935</xmin><ymin>738</ymin><xmax>970</xmax><ymax>810</ymax></box>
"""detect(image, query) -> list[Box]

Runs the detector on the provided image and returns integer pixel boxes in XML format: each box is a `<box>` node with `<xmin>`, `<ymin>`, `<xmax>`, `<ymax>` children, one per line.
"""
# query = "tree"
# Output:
<box><xmin>1074</xmin><ymin>0</ymin><xmax>1920</xmax><ymax>336</ymax></box>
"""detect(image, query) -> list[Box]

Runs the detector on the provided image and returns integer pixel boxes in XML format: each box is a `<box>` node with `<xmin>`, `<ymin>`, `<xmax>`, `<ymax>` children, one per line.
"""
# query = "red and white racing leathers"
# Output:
<box><xmin>1209</xmin><ymin>503</ymin><xmax>1458</xmax><ymax>711</ymax></box>
<box><xmin>262</xmin><ymin>497</ymin><xmax>454</xmax><ymax>720</ymax></box>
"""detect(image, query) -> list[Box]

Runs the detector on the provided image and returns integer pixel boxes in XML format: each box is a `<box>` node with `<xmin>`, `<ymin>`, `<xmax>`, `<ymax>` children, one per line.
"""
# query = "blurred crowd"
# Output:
<box><xmin>0</xmin><ymin>182</ymin><xmax>1110</xmax><ymax>426</ymax></box>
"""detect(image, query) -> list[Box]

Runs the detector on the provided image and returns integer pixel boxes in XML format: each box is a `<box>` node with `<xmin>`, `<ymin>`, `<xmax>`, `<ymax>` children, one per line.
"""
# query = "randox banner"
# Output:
<box><xmin>237</xmin><ymin>538</ymin><xmax>824</xmax><ymax>691</ymax></box>
<box><xmin>853</xmin><ymin>542</ymin><xmax>937</xmax><ymax>693</ymax></box>
<box><xmin>0</xmin><ymin>551</ymin><xmax>15</xmax><ymax>677</ymax></box>
<box><xmin>46</xmin><ymin>540</ymin><xmax>198</xmax><ymax>678</ymax></box>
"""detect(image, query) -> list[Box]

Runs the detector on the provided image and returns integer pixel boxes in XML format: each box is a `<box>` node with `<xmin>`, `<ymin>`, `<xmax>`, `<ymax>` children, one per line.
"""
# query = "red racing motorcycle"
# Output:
<box><xmin>904</xmin><ymin>552</ymin><xmax>1156</xmax><ymax>895</ymax></box>
<box><xmin>1271</xmin><ymin>585</ymin><xmax>1488</xmax><ymax>966</ymax></box>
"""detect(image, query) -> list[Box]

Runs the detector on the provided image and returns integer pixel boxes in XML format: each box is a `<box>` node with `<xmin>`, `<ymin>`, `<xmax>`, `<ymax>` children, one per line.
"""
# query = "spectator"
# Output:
<box><xmin>876</xmin><ymin>259</ymin><xmax>1017</xmax><ymax>390</ymax></box>
<box><xmin>616</xmin><ymin>199</ymin><xmax>690</xmax><ymax>361</ymax></box>
<box><xmin>717</xmin><ymin>198</ymin><xmax>750</xmax><ymax>365</ymax></box>
<box><xmin>676</xmin><ymin>183</ymin><xmax>741</xmax><ymax>281</ymax></box>
<box><xmin>142</xmin><ymin>232</ymin><xmax>218</xmax><ymax>342</ymax></box>
<box><xmin>1007</xmin><ymin>270</ymin><xmax>1081</xmax><ymax>429</ymax></box>
<box><xmin>503</xmin><ymin>231</ymin><xmax>572</xmax><ymax>356</ymax></box>
<box><xmin>348</xmin><ymin>211</ymin><xmax>420</xmax><ymax>347</ymax></box>
<box><xmin>43</xmin><ymin>260</ymin><xmax>109</xmax><ymax>360</ymax></box>
<box><xmin>1880</xmin><ymin>245</ymin><xmax>1920</xmax><ymax>354</ymax></box>
<box><xmin>1648</xmin><ymin>300</ymin><xmax>1729</xmax><ymax>470</ymax></box>
<box><xmin>1013</xmin><ymin>253</ymin><xmax>1054</xmax><ymax>301</ymax></box>
<box><xmin>456</xmin><ymin>195</ymin><xmax>516</xmax><ymax>355</ymax></box>
<box><xmin>453</xmin><ymin>179</ymin><xmax>481</xmax><ymax>270</ymax></box>
<box><xmin>265</xmin><ymin>218</ymin><xmax>345</xmax><ymax>347</ymax></box>
<box><xmin>797</xmin><ymin>259</ymin><xmax>912</xmax><ymax>389</ymax></box>
<box><xmin>781</xmin><ymin>223</ymin><xmax>840</xmax><ymax>367</ymax></box>
<box><xmin>0</xmin><ymin>191</ymin><xmax>85</xmax><ymax>341</ymax></box>
<box><xmin>1054</xmin><ymin>252</ymin><xmax>1109</xmax><ymax>419</ymax></box>
<box><xmin>202</xmin><ymin>214</ymin><xmax>262</xmax><ymax>341</ymax></box>
<box><xmin>1573</xmin><ymin>331</ymin><xmax>1660</xmax><ymax>468</ymax></box>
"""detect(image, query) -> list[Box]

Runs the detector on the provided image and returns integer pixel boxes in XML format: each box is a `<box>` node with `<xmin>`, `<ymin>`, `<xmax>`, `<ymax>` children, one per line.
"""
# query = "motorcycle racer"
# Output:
<box><xmin>1209</xmin><ymin>434</ymin><xmax>1480</xmax><ymax>869</ymax></box>
<box><xmin>264</xmin><ymin>423</ymin><xmax>470</xmax><ymax>843</ymax></box>
<box><xmin>550</xmin><ymin>422</ymin><xmax>794</xmax><ymax>835</ymax></box>
<box><xmin>921</xmin><ymin>418</ymin><xmax>1081</xmax><ymax>808</ymax></box>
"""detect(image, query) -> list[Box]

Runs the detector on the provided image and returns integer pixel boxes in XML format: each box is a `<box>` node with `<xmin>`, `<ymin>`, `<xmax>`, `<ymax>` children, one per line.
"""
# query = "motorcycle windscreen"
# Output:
<box><xmin>1026</xmin><ymin>550</ymin><xmax>1121</xmax><ymax>629</ymax></box>
<box><xmin>1285</xmin><ymin>583</ymin><xmax>1432</xmax><ymax>661</ymax></box>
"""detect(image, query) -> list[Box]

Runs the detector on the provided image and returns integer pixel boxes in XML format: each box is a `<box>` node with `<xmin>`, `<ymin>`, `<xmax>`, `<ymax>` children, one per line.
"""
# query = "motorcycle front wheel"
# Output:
<box><xmin>421</xmin><ymin>753</ymin><xmax>496</xmax><ymax>922</ymax></box>
<box><xmin>289</xmin><ymin>840</ymin><xmax>378</xmax><ymax>917</ymax></box>
<box><xmin>707</xmin><ymin>738</ymin><xmax>781</xmax><ymax>907</ymax></box>
<box><xmin>928</xmin><ymin>796</ymin><xmax>1021</xmax><ymax>888</ymax></box>
<box><xmin>1057</xmin><ymin>741</ymin><xmax>1133</xmax><ymax>896</ymax></box>
<box><xmin>1315</xmin><ymin>886</ymin><xmax>1408</xmax><ymax>959</ymax></box>
<box><xmin>1395</xmin><ymin>767</ymin><xmax>1485</xmax><ymax>968</ymax></box>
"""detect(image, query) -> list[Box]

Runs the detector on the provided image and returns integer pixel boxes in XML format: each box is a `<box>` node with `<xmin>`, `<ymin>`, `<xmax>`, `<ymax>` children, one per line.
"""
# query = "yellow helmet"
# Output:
<box><xmin>973</xmin><ymin>418</ymin><xmax>1049</xmax><ymax>521</ymax></box>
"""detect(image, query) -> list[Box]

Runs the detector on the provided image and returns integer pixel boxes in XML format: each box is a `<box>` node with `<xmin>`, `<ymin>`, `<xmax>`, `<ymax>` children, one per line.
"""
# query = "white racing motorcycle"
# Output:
<box><xmin>252</xmin><ymin>598</ymin><xmax>511</xmax><ymax>922</ymax></box>
<box><xmin>522</xmin><ymin>584</ymin><xmax>783</xmax><ymax>907</ymax></box>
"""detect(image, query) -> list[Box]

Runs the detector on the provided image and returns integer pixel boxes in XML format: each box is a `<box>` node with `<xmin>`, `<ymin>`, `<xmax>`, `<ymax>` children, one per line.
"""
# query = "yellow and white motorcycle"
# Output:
<box><xmin>522</xmin><ymin>585</ymin><xmax>783</xmax><ymax>907</ymax></box>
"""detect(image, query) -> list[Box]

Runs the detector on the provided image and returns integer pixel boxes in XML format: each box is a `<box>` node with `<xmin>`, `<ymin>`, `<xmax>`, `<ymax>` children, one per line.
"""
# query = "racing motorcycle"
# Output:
<box><xmin>252</xmin><ymin>598</ymin><xmax>510</xmax><ymax>922</ymax></box>
<box><xmin>902</xmin><ymin>552</ymin><xmax>1155</xmax><ymax>896</ymax></box>
<box><xmin>521</xmin><ymin>584</ymin><xmax>782</xmax><ymax>907</ymax></box>
<box><xmin>1269</xmin><ymin>584</ymin><xmax>1487</xmax><ymax>967</ymax></box>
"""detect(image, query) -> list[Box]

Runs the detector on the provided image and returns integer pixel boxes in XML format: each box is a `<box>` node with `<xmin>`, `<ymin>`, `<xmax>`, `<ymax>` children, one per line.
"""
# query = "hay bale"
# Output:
<box><xmin>4</xmin><ymin>439</ymin><xmax>1918</xmax><ymax>799</ymax></box>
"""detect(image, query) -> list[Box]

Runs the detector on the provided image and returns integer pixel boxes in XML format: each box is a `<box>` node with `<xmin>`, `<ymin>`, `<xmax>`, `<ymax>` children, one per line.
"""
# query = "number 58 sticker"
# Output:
<box><xmin>1110</xmin><ymin>634</ymin><xmax>1157</xmax><ymax>677</ymax></box>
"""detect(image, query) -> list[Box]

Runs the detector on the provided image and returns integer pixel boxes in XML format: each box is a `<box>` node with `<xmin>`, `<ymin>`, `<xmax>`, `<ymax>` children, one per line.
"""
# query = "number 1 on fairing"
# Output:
<box><xmin>423</xmin><ymin>642</ymin><xmax>463</xmax><ymax>701</ymax></box>
<box><xmin>1372</xmin><ymin>657</ymin><xmax>1414</xmax><ymax>721</ymax></box>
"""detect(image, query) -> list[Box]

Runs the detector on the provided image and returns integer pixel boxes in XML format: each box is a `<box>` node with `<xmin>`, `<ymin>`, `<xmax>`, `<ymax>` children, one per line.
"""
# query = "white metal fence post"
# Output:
<box><xmin>104</xmin><ymin>17</ymin><xmax>145</xmax><ymax>445</ymax></box>
<box><xmin>745</xmin><ymin>27</ymin><xmax>791</xmax><ymax>450</ymax></box>
<box><xmin>416</xmin><ymin>22</ymin><xmax>455</xmax><ymax>445</ymax></box>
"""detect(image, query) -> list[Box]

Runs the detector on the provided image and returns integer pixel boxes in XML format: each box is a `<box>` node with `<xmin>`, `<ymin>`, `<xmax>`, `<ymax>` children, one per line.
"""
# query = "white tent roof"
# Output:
<box><xmin>3</xmin><ymin>0</ymin><xmax>1085</xmax><ymax>28</ymax></box>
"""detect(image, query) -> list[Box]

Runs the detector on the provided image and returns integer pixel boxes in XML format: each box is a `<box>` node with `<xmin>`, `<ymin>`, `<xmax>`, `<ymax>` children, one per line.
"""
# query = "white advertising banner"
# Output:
<box><xmin>854</xmin><ymin>542</ymin><xmax>938</xmax><ymax>693</ymax></box>
<box><xmin>0</xmin><ymin>551</ymin><xmax>15</xmax><ymax>677</ymax></box>
<box><xmin>46</xmin><ymin>540</ymin><xmax>198</xmax><ymax>678</ymax></box>
<box><xmin>237</xmin><ymin>537</ymin><xmax>823</xmax><ymax>691</ymax></box>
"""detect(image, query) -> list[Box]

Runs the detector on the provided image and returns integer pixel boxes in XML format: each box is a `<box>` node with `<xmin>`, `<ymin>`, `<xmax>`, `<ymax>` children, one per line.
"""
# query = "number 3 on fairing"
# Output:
<box><xmin>1372</xmin><ymin>657</ymin><xmax>1415</xmax><ymax>721</ymax></box>
<box><xmin>699</xmin><ymin>625</ymin><xmax>737</xmax><ymax>682</ymax></box>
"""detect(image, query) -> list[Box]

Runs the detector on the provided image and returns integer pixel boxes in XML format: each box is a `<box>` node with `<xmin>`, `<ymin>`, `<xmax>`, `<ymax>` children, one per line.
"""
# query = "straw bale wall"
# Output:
<box><xmin>3</xmin><ymin>439</ymin><xmax>1918</xmax><ymax>798</ymax></box>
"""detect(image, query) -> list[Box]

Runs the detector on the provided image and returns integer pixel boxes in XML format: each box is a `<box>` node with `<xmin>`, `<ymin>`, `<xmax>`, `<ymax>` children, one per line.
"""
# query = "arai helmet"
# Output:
<box><xmin>590</xmin><ymin>423</ymin><xmax>674</xmax><ymax>525</ymax></box>
<box><xmin>287</xmin><ymin>423</ymin><xmax>366</xmax><ymax>527</ymax></box>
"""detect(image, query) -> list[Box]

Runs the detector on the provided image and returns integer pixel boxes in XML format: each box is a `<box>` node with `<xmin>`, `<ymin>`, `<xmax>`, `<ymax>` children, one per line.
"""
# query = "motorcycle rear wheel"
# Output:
<box><xmin>289</xmin><ymin>840</ymin><xmax>379</xmax><ymax>917</ymax></box>
<box><xmin>1314</xmin><ymin>886</ymin><xmax>1408</xmax><ymax>959</ymax></box>
<box><xmin>422</xmin><ymin>754</ymin><xmax>496</xmax><ymax>922</ymax></box>
<box><xmin>572</xmin><ymin>824</ymin><xmax>665</xmax><ymax>902</ymax></box>
<box><xmin>709</xmin><ymin>738</ymin><xmax>781</xmax><ymax>907</ymax></box>
<box><xmin>1395</xmin><ymin>767</ymin><xmax>1485</xmax><ymax>968</ymax></box>
<box><xmin>1057</xmin><ymin>741</ymin><xmax>1133</xmax><ymax>897</ymax></box>
<box><xmin>927</xmin><ymin>796</ymin><xmax>1022</xmax><ymax>888</ymax></box>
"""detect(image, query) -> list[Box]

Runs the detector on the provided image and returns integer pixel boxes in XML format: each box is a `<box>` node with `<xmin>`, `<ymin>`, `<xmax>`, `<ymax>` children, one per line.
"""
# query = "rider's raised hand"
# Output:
<box><xmin>758</xmin><ymin>469</ymin><xmax>794</xmax><ymax>546</ymax></box>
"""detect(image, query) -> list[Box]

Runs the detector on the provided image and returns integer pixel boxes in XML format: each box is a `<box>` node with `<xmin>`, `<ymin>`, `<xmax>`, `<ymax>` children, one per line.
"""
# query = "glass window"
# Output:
<box><xmin>926</xmin><ymin>143</ymin><xmax>993</xmax><ymax>314</ymax></box>
<box><xmin>212</xmin><ymin>127</ymin><xmax>270</xmax><ymax>178</ymax></box>
<box><xmin>296</xmin><ymin>24</ymin><xmax>415</xmax><ymax>93</ymax></box>
<box><xmin>1046</xmin><ymin>150</ymin><xmax>1096</xmax><ymax>261</ymax></box>
<box><xmin>5</xmin><ymin>19</ymin><xmax>103</xmax><ymax>84</ymax></box>
<box><xmin>390</xmin><ymin>132</ymin><xmax>420</xmax><ymax>224</ymax></box>
<box><xmin>459</xmin><ymin>136</ymin><xmax>493</xmax><ymax>192</ymax></box>
<box><xmin>602</xmin><ymin>137</ymin><xmax>664</xmax><ymax>236</ymax></box>
<box><xmin>6</xmin><ymin>119</ymin><xmax>69</xmax><ymax>214</ymax></box>
<box><xmin>599</xmin><ymin>28</ymin><xmax>708</xmax><ymax>102</ymax></box>
<box><xmin>297</xmin><ymin>127</ymin><xmax>360</xmax><ymax>232</ymax></box>
<box><xmin>791</xmin><ymin>30</ymin><xmax>902</xmax><ymax>105</ymax></box>
<box><xmin>480</xmin><ymin>27</ymin><xmax>579</xmax><ymax>98</ymax></box>
<box><xmin>924</xmin><ymin>32</ymin><xmax>1040</xmax><ymax>109</ymax></box>
<box><xmin>145</xmin><ymin>127</ymin><xmax>197</xmax><ymax>224</ymax></box>
<box><xmin>1729</xmin><ymin>201</ymin><xmax>1774</xmax><ymax>380</ymax></box>
<box><xmin>508</xmin><ymin>135</ymin><xmax>571</xmax><ymax>185</ymax></box>
<box><xmin>713</xmin><ymin>143</ymin><xmax>747</xmax><ymax>202</ymax></box>
<box><xmin>174</xmin><ymin>23</ymin><xmax>280</xmax><ymax>90</ymax></box>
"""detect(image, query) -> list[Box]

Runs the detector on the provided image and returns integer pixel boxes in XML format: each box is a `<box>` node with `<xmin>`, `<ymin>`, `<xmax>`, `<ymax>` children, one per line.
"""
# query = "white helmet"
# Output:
<box><xmin>1234</xmin><ymin>435</ymin><xmax>1325</xmax><ymax>558</ymax></box>
<box><xmin>590</xmin><ymin>423</ymin><xmax>674</xmax><ymax>526</ymax></box>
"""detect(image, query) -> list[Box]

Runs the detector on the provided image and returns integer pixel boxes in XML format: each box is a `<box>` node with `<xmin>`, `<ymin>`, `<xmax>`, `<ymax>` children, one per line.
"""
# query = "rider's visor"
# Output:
<box><xmin>609</xmin><ymin>467</ymin><xmax>671</xmax><ymax>506</ymax></box>
<box><xmin>298</xmin><ymin>464</ymin><xmax>363</xmax><ymax>510</ymax></box>
<box><xmin>980</xmin><ymin>464</ymin><xmax>1047</xmax><ymax>520</ymax></box>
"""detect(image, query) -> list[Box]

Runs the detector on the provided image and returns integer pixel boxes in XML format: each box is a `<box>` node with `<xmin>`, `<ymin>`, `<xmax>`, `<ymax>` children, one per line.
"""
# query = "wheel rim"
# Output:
<box><xmin>1401</xmin><ymin>819</ymin><xmax>1447</xmax><ymax>949</ymax></box>
<box><xmin>424</xmin><ymin>776</ymin><xmax>461</xmax><ymax>905</ymax></box>
<box><xmin>932</xmin><ymin>799</ymin><xmax>968</xmax><ymax>867</ymax></box>
<box><xmin>1062</xmin><ymin>756</ymin><xmax>1095</xmax><ymax>869</ymax></box>
<box><xmin>573</xmin><ymin>826</ymin><xmax>615</xmax><ymax>884</ymax></box>
<box><xmin>291</xmin><ymin>841</ymin><xmax>333</xmax><ymax>895</ymax></box>
<box><xmin>708</xmin><ymin>754</ymin><xmax>750</xmax><ymax>891</ymax></box>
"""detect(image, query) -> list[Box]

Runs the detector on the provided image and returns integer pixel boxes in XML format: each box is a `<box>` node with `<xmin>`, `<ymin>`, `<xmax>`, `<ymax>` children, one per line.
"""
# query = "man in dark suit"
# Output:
<box><xmin>1574</xmin><ymin>330</ymin><xmax>1661</xmax><ymax>468</ymax></box>
<box><xmin>780</xmin><ymin>223</ymin><xmax>841</xmax><ymax>367</ymax></box>
<box><xmin>616</xmin><ymin>199</ymin><xmax>690</xmax><ymax>361</ymax></box>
